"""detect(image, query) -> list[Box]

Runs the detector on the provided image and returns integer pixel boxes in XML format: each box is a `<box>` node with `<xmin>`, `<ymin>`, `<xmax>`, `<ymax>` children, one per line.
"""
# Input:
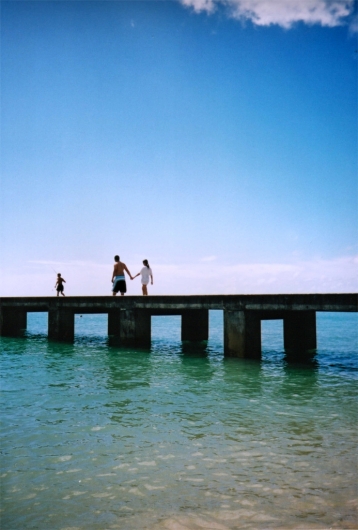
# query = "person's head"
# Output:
<box><xmin>57</xmin><ymin>273</ymin><xmax>61</xmax><ymax>277</ymax></box>
<box><xmin>143</xmin><ymin>259</ymin><xmax>149</xmax><ymax>268</ymax></box>
<box><xmin>114</xmin><ymin>255</ymin><xmax>119</xmax><ymax>262</ymax></box>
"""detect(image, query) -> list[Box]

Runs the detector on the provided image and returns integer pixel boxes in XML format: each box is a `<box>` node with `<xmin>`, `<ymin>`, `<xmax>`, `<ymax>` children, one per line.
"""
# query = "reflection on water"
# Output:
<box><xmin>1</xmin><ymin>312</ymin><xmax>357</xmax><ymax>529</ymax></box>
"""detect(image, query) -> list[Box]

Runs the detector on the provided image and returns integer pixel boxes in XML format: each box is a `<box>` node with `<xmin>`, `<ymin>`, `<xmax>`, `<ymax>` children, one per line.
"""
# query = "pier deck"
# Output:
<box><xmin>1</xmin><ymin>294</ymin><xmax>357</xmax><ymax>359</ymax></box>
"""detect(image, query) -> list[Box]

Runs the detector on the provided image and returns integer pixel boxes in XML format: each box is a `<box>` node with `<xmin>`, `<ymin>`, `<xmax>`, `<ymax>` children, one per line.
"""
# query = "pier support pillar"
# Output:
<box><xmin>224</xmin><ymin>310</ymin><xmax>261</xmax><ymax>359</ymax></box>
<box><xmin>283</xmin><ymin>311</ymin><xmax>316</xmax><ymax>355</ymax></box>
<box><xmin>181</xmin><ymin>309</ymin><xmax>209</xmax><ymax>341</ymax></box>
<box><xmin>109</xmin><ymin>309</ymin><xmax>151</xmax><ymax>347</ymax></box>
<box><xmin>132</xmin><ymin>309</ymin><xmax>151</xmax><ymax>347</ymax></box>
<box><xmin>108</xmin><ymin>309</ymin><xmax>121</xmax><ymax>338</ymax></box>
<box><xmin>48</xmin><ymin>309</ymin><xmax>74</xmax><ymax>342</ymax></box>
<box><xmin>0</xmin><ymin>308</ymin><xmax>27</xmax><ymax>337</ymax></box>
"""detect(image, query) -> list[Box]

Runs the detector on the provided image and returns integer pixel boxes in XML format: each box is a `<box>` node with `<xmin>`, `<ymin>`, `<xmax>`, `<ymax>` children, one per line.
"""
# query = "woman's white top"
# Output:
<box><xmin>140</xmin><ymin>266</ymin><xmax>152</xmax><ymax>284</ymax></box>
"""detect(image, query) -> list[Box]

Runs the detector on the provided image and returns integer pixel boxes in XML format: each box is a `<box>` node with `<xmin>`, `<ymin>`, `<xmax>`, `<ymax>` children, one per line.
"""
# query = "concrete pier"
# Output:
<box><xmin>48</xmin><ymin>308</ymin><xmax>75</xmax><ymax>342</ymax></box>
<box><xmin>113</xmin><ymin>309</ymin><xmax>152</xmax><ymax>347</ymax></box>
<box><xmin>283</xmin><ymin>310</ymin><xmax>317</xmax><ymax>354</ymax></box>
<box><xmin>224</xmin><ymin>310</ymin><xmax>261</xmax><ymax>359</ymax></box>
<box><xmin>1</xmin><ymin>294</ymin><xmax>356</xmax><ymax>359</ymax></box>
<box><xmin>0</xmin><ymin>307</ymin><xmax>27</xmax><ymax>337</ymax></box>
<box><xmin>181</xmin><ymin>309</ymin><xmax>209</xmax><ymax>341</ymax></box>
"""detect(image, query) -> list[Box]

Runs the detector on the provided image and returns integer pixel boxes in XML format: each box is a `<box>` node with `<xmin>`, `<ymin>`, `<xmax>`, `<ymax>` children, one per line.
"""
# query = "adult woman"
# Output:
<box><xmin>132</xmin><ymin>259</ymin><xmax>153</xmax><ymax>295</ymax></box>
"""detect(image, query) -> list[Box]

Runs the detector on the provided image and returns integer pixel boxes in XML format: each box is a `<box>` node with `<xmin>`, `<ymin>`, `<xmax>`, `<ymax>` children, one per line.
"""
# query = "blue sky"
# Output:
<box><xmin>1</xmin><ymin>0</ymin><xmax>357</xmax><ymax>296</ymax></box>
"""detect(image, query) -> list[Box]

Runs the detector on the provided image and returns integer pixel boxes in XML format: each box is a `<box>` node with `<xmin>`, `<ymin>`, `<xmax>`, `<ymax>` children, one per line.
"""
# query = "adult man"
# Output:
<box><xmin>111</xmin><ymin>255</ymin><xmax>133</xmax><ymax>296</ymax></box>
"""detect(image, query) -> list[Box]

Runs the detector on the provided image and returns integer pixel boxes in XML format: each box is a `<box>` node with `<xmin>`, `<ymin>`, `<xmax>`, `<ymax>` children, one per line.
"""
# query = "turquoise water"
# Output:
<box><xmin>1</xmin><ymin>311</ymin><xmax>357</xmax><ymax>530</ymax></box>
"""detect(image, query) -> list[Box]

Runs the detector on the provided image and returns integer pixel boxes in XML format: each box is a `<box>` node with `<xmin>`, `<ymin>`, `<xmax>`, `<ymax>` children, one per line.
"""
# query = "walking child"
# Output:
<box><xmin>55</xmin><ymin>273</ymin><xmax>66</xmax><ymax>296</ymax></box>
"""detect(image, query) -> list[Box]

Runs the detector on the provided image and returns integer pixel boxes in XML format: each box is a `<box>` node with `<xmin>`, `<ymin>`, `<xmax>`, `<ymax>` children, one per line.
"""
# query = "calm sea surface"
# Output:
<box><xmin>1</xmin><ymin>311</ymin><xmax>357</xmax><ymax>530</ymax></box>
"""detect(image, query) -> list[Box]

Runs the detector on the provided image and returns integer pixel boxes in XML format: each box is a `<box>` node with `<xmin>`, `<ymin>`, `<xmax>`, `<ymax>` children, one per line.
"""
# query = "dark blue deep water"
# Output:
<box><xmin>1</xmin><ymin>311</ymin><xmax>357</xmax><ymax>529</ymax></box>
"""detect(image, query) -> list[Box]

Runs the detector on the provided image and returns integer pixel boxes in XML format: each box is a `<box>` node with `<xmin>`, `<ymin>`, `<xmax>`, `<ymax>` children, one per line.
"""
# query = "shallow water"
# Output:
<box><xmin>1</xmin><ymin>311</ymin><xmax>357</xmax><ymax>529</ymax></box>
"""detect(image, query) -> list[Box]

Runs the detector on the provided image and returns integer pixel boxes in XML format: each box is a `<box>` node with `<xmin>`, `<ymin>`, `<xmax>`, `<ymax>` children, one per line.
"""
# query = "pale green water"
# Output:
<box><xmin>1</xmin><ymin>312</ymin><xmax>357</xmax><ymax>529</ymax></box>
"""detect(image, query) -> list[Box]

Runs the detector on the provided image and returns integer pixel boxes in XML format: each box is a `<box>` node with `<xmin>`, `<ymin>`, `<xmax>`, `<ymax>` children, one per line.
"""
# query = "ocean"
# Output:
<box><xmin>1</xmin><ymin>311</ymin><xmax>357</xmax><ymax>530</ymax></box>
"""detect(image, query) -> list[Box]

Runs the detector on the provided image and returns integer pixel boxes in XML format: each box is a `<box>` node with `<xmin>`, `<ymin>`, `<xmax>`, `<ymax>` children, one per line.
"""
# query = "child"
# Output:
<box><xmin>55</xmin><ymin>273</ymin><xmax>66</xmax><ymax>296</ymax></box>
<box><xmin>132</xmin><ymin>259</ymin><xmax>153</xmax><ymax>296</ymax></box>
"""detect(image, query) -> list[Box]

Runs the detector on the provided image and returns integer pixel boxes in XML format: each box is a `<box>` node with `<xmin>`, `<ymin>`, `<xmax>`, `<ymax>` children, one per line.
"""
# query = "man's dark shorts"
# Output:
<box><xmin>113</xmin><ymin>276</ymin><xmax>127</xmax><ymax>294</ymax></box>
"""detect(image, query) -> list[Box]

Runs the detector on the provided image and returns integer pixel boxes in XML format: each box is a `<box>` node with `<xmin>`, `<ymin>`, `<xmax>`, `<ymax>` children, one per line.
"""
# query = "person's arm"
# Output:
<box><xmin>62</xmin><ymin>278</ymin><xmax>66</xmax><ymax>283</ymax></box>
<box><xmin>132</xmin><ymin>273</ymin><xmax>140</xmax><ymax>280</ymax></box>
<box><xmin>150</xmin><ymin>272</ymin><xmax>153</xmax><ymax>284</ymax></box>
<box><xmin>123</xmin><ymin>264</ymin><xmax>133</xmax><ymax>280</ymax></box>
<box><xmin>111</xmin><ymin>266</ymin><xmax>115</xmax><ymax>283</ymax></box>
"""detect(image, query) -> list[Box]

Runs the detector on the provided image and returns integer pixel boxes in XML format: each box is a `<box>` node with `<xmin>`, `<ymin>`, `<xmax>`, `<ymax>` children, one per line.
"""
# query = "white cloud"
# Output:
<box><xmin>179</xmin><ymin>0</ymin><xmax>356</xmax><ymax>29</ymax></box>
<box><xmin>154</xmin><ymin>255</ymin><xmax>358</xmax><ymax>294</ymax></box>
<box><xmin>181</xmin><ymin>0</ymin><xmax>217</xmax><ymax>13</ymax></box>
<box><xmin>0</xmin><ymin>256</ymin><xmax>356</xmax><ymax>296</ymax></box>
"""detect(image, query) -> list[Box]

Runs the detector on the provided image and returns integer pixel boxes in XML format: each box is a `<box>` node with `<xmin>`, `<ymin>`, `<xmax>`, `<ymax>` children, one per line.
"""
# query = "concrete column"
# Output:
<box><xmin>245</xmin><ymin>311</ymin><xmax>262</xmax><ymax>359</ymax></box>
<box><xmin>108</xmin><ymin>309</ymin><xmax>121</xmax><ymax>338</ymax></box>
<box><xmin>283</xmin><ymin>311</ymin><xmax>316</xmax><ymax>354</ymax></box>
<box><xmin>0</xmin><ymin>308</ymin><xmax>27</xmax><ymax>337</ymax></box>
<box><xmin>118</xmin><ymin>309</ymin><xmax>136</xmax><ymax>346</ymax></box>
<box><xmin>224</xmin><ymin>310</ymin><xmax>261</xmax><ymax>359</ymax></box>
<box><xmin>48</xmin><ymin>309</ymin><xmax>75</xmax><ymax>342</ymax></box>
<box><xmin>133</xmin><ymin>309</ymin><xmax>151</xmax><ymax>347</ymax></box>
<box><xmin>181</xmin><ymin>309</ymin><xmax>209</xmax><ymax>341</ymax></box>
<box><xmin>118</xmin><ymin>309</ymin><xmax>151</xmax><ymax>347</ymax></box>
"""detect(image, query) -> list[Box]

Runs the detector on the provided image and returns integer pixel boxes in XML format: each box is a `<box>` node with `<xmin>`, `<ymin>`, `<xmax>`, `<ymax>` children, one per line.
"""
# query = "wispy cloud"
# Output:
<box><xmin>28</xmin><ymin>259</ymin><xmax>107</xmax><ymax>269</ymax></box>
<box><xmin>1</xmin><ymin>256</ymin><xmax>356</xmax><ymax>296</ymax></box>
<box><xmin>154</xmin><ymin>255</ymin><xmax>358</xmax><ymax>294</ymax></box>
<box><xmin>179</xmin><ymin>0</ymin><xmax>356</xmax><ymax>29</ymax></box>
